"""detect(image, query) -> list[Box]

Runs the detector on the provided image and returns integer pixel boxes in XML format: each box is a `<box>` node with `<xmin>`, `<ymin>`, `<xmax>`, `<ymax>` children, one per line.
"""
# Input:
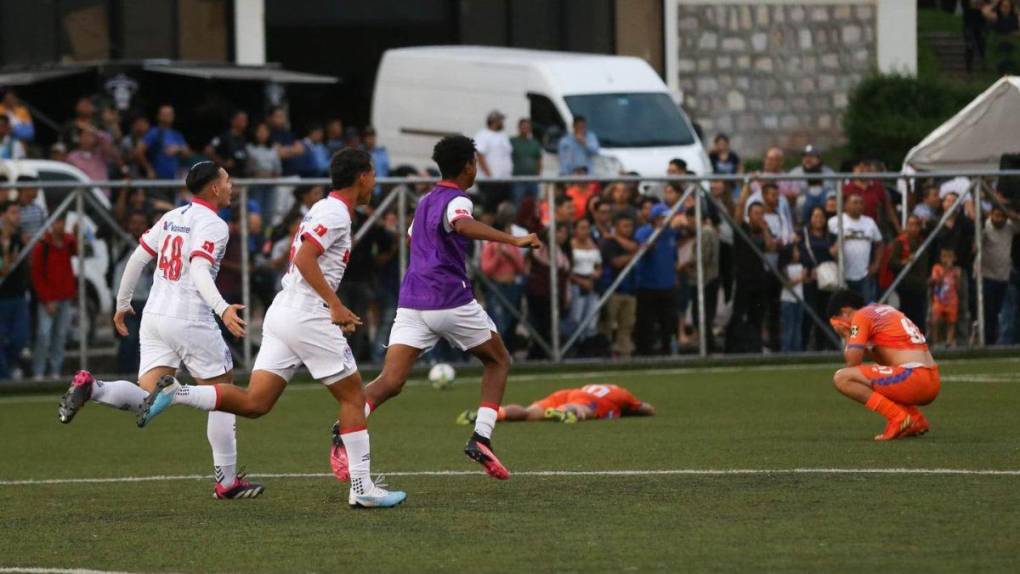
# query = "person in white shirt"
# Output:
<box><xmin>57</xmin><ymin>162</ymin><xmax>260</xmax><ymax>499</ymax></box>
<box><xmin>474</xmin><ymin>110</ymin><xmax>514</xmax><ymax>212</ymax></box>
<box><xmin>136</xmin><ymin>149</ymin><xmax>406</xmax><ymax>509</ymax></box>
<box><xmin>828</xmin><ymin>194</ymin><xmax>883</xmax><ymax>302</ymax></box>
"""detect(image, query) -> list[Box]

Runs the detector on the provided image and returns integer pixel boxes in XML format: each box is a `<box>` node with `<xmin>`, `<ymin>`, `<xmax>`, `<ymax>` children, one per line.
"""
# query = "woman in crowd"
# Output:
<box><xmin>568</xmin><ymin>218</ymin><xmax>602</xmax><ymax>350</ymax></box>
<box><xmin>801</xmin><ymin>206</ymin><xmax>837</xmax><ymax>350</ymax></box>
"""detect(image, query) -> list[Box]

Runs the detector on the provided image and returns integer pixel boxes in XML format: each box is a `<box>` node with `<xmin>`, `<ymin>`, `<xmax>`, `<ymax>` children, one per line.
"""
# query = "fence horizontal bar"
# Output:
<box><xmin>4</xmin><ymin>170</ymin><xmax>1020</xmax><ymax>189</ymax></box>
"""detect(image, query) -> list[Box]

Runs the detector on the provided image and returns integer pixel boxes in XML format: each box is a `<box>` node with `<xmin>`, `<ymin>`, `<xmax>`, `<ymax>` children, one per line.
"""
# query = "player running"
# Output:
<box><xmin>57</xmin><ymin>161</ymin><xmax>261</xmax><ymax>499</ymax></box>
<box><xmin>137</xmin><ymin>149</ymin><xmax>405</xmax><ymax>508</ymax></box>
<box><xmin>826</xmin><ymin>289</ymin><xmax>940</xmax><ymax>441</ymax></box>
<box><xmin>331</xmin><ymin>135</ymin><xmax>540</xmax><ymax>482</ymax></box>
<box><xmin>456</xmin><ymin>383</ymin><xmax>655</xmax><ymax>425</ymax></box>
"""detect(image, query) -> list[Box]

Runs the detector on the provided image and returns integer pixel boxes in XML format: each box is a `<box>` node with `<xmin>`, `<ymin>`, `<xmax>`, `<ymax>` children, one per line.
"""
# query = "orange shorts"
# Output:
<box><xmin>531</xmin><ymin>389</ymin><xmax>598</xmax><ymax>411</ymax></box>
<box><xmin>931</xmin><ymin>301</ymin><xmax>958</xmax><ymax>324</ymax></box>
<box><xmin>860</xmin><ymin>363</ymin><xmax>941</xmax><ymax>406</ymax></box>
<box><xmin>531</xmin><ymin>389</ymin><xmax>572</xmax><ymax>411</ymax></box>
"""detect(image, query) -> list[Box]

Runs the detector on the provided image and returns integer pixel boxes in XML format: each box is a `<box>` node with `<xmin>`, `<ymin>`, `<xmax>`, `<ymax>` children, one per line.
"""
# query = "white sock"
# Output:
<box><xmin>91</xmin><ymin>379</ymin><xmax>148</xmax><ymax>413</ymax></box>
<box><xmin>207</xmin><ymin>411</ymin><xmax>238</xmax><ymax>488</ymax></box>
<box><xmin>171</xmin><ymin>383</ymin><xmax>218</xmax><ymax>410</ymax></box>
<box><xmin>474</xmin><ymin>407</ymin><xmax>498</xmax><ymax>440</ymax></box>
<box><xmin>342</xmin><ymin>429</ymin><xmax>374</xmax><ymax>496</ymax></box>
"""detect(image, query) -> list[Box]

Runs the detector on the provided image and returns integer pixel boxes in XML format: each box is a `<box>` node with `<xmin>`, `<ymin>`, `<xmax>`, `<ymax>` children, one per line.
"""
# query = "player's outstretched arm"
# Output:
<box><xmin>191</xmin><ymin>256</ymin><xmax>246</xmax><ymax>337</ymax></box>
<box><xmin>630</xmin><ymin>402</ymin><xmax>656</xmax><ymax>417</ymax></box>
<box><xmin>113</xmin><ymin>245</ymin><xmax>155</xmax><ymax>337</ymax></box>
<box><xmin>452</xmin><ymin>217</ymin><xmax>541</xmax><ymax>249</ymax></box>
<box><xmin>292</xmin><ymin>240</ymin><xmax>362</xmax><ymax>330</ymax></box>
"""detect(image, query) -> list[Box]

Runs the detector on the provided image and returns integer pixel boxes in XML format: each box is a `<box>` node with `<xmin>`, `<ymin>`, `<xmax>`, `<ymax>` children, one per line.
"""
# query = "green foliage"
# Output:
<box><xmin>843</xmin><ymin>74</ymin><xmax>985</xmax><ymax>167</ymax></box>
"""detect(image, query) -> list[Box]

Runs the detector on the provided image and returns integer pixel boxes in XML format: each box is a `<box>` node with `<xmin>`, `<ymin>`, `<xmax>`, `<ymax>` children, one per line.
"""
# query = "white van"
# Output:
<box><xmin>372</xmin><ymin>46</ymin><xmax>710</xmax><ymax>179</ymax></box>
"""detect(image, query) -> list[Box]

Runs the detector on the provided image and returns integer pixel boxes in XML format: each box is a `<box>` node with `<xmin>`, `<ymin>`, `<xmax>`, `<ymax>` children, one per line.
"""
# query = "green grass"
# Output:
<box><xmin>2</xmin><ymin>359</ymin><xmax>1020</xmax><ymax>572</ymax></box>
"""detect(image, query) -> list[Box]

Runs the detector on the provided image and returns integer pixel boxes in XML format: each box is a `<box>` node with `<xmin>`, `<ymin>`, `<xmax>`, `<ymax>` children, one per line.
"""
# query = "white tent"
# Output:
<box><xmin>903</xmin><ymin>76</ymin><xmax>1020</xmax><ymax>172</ymax></box>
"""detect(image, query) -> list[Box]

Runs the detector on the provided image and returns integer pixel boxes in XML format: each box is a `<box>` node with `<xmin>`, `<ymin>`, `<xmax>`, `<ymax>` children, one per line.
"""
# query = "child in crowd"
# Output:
<box><xmin>929</xmin><ymin>248</ymin><xmax>961</xmax><ymax>348</ymax></box>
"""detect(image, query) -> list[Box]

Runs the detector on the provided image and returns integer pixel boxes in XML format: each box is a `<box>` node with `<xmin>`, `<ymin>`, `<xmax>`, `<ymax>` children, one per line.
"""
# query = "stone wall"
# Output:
<box><xmin>673</xmin><ymin>2</ymin><xmax>877</xmax><ymax>160</ymax></box>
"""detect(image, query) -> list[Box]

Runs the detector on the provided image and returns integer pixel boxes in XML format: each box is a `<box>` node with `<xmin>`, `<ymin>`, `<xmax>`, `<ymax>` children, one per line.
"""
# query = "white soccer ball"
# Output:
<box><xmin>428</xmin><ymin>363</ymin><xmax>456</xmax><ymax>390</ymax></box>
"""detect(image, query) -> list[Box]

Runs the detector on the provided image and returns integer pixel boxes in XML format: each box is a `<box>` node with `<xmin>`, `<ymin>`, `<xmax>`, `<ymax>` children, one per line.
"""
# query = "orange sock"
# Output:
<box><xmin>497</xmin><ymin>407</ymin><xmax>507</xmax><ymax>421</ymax></box>
<box><xmin>865</xmin><ymin>392</ymin><xmax>907</xmax><ymax>421</ymax></box>
<box><xmin>902</xmin><ymin>405</ymin><xmax>922</xmax><ymax>417</ymax></box>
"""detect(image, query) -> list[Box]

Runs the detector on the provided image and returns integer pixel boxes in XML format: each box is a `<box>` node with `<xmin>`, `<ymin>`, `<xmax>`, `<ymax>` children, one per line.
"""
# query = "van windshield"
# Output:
<box><xmin>563</xmin><ymin>93</ymin><xmax>696</xmax><ymax>148</ymax></box>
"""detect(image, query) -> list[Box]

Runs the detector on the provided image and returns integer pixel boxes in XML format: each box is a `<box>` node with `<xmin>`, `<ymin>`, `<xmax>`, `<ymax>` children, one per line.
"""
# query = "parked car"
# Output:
<box><xmin>1</xmin><ymin>159</ymin><xmax>114</xmax><ymax>344</ymax></box>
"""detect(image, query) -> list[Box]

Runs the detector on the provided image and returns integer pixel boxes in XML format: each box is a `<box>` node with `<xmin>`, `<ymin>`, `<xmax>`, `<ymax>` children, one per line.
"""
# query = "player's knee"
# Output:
<box><xmin>244</xmin><ymin>397</ymin><xmax>273</xmax><ymax>418</ymax></box>
<box><xmin>481</xmin><ymin>346</ymin><xmax>511</xmax><ymax>372</ymax></box>
<box><xmin>832</xmin><ymin>369</ymin><xmax>851</xmax><ymax>392</ymax></box>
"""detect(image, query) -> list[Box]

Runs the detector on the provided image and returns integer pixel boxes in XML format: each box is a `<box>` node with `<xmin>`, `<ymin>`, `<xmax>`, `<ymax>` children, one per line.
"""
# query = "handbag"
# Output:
<box><xmin>804</xmin><ymin>227</ymin><xmax>840</xmax><ymax>292</ymax></box>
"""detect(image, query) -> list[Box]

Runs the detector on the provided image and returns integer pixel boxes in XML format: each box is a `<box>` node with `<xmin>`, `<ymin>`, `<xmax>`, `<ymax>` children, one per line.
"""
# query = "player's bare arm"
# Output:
<box><xmin>452</xmin><ymin>217</ymin><xmax>541</xmax><ymax>249</ymax></box>
<box><xmin>113</xmin><ymin>243</ymin><xmax>156</xmax><ymax>337</ymax></box>
<box><xmin>292</xmin><ymin>239</ymin><xmax>362</xmax><ymax>330</ymax></box>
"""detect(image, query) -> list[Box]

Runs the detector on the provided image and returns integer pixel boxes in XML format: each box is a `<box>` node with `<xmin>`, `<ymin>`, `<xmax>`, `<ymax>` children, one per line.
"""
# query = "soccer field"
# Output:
<box><xmin>2</xmin><ymin>358</ymin><xmax>1019</xmax><ymax>573</ymax></box>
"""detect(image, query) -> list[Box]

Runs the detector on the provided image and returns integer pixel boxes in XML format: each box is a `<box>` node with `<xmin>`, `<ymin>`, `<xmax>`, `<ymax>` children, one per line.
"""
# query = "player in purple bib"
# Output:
<box><xmin>331</xmin><ymin>135</ymin><xmax>540</xmax><ymax>481</ymax></box>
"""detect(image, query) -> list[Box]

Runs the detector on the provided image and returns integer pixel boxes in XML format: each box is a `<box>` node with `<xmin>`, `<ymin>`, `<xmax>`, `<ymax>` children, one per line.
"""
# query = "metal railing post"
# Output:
<box><xmin>547</xmin><ymin>184</ymin><xmax>561</xmax><ymax>362</ymax></box>
<box><xmin>398</xmin><ymin>186</ymin><xmax>408</xmax><ymax>282</ymax></box>
<box><xmin>975</xmin><ymin>178</ymin><xmax>986</xmax><ymax>347</ymax></box>
<box><xmin>695</xmin><ymin>187</ymin><xmax>707</xmax><ymax>357</ymax></box>
<box><xmin>76</xmin><ymin>189</ymin><xmax>87</xmax><ymax>371</ymax></box>
<box><xmin>240</xmin><ymin>185</ymin><xmax>252</xmax><ymax>371</ymax></box>
<box><xmin>836</xmin><ymin>179</ymin><xmax>846</xmax><ymax>287</ymax></box>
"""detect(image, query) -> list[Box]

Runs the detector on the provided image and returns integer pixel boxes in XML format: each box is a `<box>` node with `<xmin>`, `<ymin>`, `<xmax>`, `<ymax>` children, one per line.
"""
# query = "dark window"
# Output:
<box><xmin>563</xmin><ymin>93</ymin><xmax>696</xmax><ymax>148</ymax></box>
<box><xmin>528</xmin><ymin>92</ymin><xmax>565</xmax><ymax>153</ymax></box>
<box><xmin>119</xmin><ymin>0</ymin><xmax>175</xmax><ymax>59</ymax></box>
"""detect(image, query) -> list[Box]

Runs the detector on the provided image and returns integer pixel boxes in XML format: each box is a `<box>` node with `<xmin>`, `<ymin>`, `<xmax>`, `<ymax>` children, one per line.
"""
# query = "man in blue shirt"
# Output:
<box><xmin>557</xmin><ymin>116</ymin><xmax>599</xmax><ymax>175</ymax></box>
<box><xmin>635</xmin><ymin>203</ymin><xmax>681</xmax><ymax>355</ymax></box>
<box><xmin>136</xmin><ymin>105</ymin><xmax>191</xmax><ymax>180</ymax></box>
<box><xmin>599</xmin><ymin>213</ymin><xmax>638</xmax><ymax>358</ymax></box>
<box><xmin>362</xmin><ymin>126</ymin><xmax>390</xmax><ymax>197</ymax></box>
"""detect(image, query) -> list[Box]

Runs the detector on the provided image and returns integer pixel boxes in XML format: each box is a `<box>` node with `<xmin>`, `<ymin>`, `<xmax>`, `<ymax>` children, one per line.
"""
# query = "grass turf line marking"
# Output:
<box><xmin>3</xmin><ymin>467</ymin><xmax>1020</xmax><ymax>486</ymax></box>
<box><xmin>0</xmin><ymin>568</ymin><xmax>160</xmax><ymax>574</ymax></box>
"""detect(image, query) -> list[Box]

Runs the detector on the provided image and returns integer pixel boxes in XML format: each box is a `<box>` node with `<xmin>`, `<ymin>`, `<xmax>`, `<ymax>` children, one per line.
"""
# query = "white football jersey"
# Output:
<box><xmin>139</xmin><ymin>198</ymin><xmax>229</xmax><ymax>324</ymax></box>
<box><xmin>280</xmin><ymin>192</ymin><xmax>353</xmax><ymax>300</ymax></box>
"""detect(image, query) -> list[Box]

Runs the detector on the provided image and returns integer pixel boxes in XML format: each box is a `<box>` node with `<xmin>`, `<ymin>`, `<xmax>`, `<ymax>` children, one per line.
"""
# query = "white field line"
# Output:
<box><xmin>2</xmin><ymin>359</ymin><xmax>1017</xmax><ymax>406</ymax></box>
<box><xmin>2</xmin><ymin>467</ymin><xmax>1020</xmax><ymax>487</ymax></box>
<box><xmin>0</xmin><ymin>569</ymin><xmax>164</xmax><ymax>574</ymax></box>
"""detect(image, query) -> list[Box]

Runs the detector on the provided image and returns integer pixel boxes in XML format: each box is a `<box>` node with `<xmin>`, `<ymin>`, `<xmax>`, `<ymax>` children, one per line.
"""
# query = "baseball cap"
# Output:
<box><xmin>803</xmin><ymin>145</ymin><xmax>821</xmax><ymax>157</ymax></box>
<box><xmin>650</xmin><ymin>203</ymin><xmax>670</xmax><ymax>220</ymax></box>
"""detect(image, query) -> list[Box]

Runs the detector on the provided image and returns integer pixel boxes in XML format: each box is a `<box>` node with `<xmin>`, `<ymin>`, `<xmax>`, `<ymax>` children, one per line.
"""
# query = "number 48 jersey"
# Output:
<box><xmin>138</xmin><ymin>199</ymin><xmax>229</xmax><ymax>324</ymax></box>
<box><xmin>847</xmin><ymin>304</ymin><xmax>928</xmax><ymax>351</ymax></box>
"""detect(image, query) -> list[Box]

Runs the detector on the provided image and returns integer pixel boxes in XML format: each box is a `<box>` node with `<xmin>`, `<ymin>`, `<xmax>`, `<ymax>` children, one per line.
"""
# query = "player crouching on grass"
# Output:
<box><xmin>827</xmin><ymin>289</ymin><xmax>940</xmax><ymax>441</ymax></box>
<box><xmin>457</xmin><ymin>384</ymin><xmax>654</xmax><ymax>425</ymax></box>
<box><xmin>136</xmin><ymin>149</ymin><xmax>406</xmax><ymax>509</ymax></box>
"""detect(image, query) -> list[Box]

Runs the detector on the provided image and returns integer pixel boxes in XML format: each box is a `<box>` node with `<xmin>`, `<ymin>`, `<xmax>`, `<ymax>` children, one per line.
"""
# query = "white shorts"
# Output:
<box><xmin>252</xmin><ymin>300</ymin><xmax>358</xmax><ymax>385</ymax></box>
<box><xmin>139</xmin><ymin>313</ymin><xmax>233</xmax><ymax>380</ymax></box>
<box><xmin>388</xmin><ymin>299</ymin><xmax>496</xmax><ymax>352</ymax></box>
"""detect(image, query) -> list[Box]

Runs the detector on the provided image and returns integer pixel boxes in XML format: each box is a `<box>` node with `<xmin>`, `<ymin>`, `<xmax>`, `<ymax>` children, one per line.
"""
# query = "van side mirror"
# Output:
<box><xmin>542</xmin><ymin>125</ymin><xmax>563</xmax><ymax>154</ymax></box>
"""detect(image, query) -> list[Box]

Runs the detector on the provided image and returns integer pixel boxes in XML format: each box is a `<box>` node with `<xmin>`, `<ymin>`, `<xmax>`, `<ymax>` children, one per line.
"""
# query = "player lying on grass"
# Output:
<box><xmin>456</xmin><ymin>384</ymin><xmax>655</xmax><ymax>424</ymax></box>
<box><xmin>331</xmin><ymin>135</ymin><xmax>541</xmax><ymax>482</ymax></box>
<box><xmin>57</xmin><ymin>162</ymin><xmax>262</xmax><ymax>500</ymax></box>
<box><xmin>827</xmin><ymin>289</ymin><xmax>940</xmax><ymax>441</ymax></box>
<box><xmin>136</xmin><ymin>150</ymin><xmax>405</xmax><ymax>508</ymax></box>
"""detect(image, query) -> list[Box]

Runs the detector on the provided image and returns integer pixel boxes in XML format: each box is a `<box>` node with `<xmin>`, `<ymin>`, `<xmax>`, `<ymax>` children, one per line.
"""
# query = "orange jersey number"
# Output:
<box><xmin>848</xmin><ymin>304</ymin><xmax>927</xmax><ymax>351</ymax></box>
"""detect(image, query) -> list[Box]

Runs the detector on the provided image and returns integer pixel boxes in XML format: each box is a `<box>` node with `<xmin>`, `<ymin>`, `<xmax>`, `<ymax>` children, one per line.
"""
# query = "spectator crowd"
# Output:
<box><xmin>2</xmin><ymin>86</ymin><xmax>1020</xmax><ymax>381</ymax></box>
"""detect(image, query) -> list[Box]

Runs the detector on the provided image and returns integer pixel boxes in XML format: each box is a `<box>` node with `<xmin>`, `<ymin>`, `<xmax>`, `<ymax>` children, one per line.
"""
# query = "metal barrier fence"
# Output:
<box><xmin>3</xmin><ymin>168</ymin><xmax>1019</xmax><ymax>376</ymax></box>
